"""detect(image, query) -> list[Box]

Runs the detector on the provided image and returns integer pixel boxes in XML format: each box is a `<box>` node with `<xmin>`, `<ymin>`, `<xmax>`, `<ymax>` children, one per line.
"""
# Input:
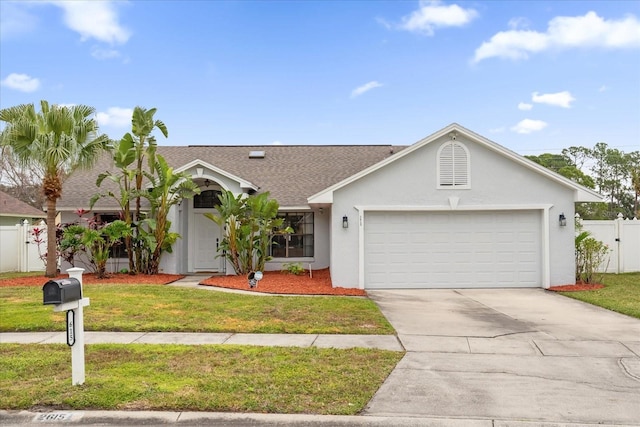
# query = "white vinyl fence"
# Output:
<box><xmin>580</xmin><ymin>214</ymin><xmax>640</xmax><ymax>273</ymax></box>
<box><xmin>0</xmin><ymin>220</ymin><xmax>46</xmax><ymax>273</ymax></box>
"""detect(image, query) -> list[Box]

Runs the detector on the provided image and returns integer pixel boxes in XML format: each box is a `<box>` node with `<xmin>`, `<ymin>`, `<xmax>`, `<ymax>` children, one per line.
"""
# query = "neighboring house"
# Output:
<box><xmin>57</xmin><ymin>123</ymin><xmax>602</xmax><ymax>289</ymax></box>
<box><xmin>0</xmin><ymin>190</ymin><xmax>47</xmax><ymax>226</ymax></box>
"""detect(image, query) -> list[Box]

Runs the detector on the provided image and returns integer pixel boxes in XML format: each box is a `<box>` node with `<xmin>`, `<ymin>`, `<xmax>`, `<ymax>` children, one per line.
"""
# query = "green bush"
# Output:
<box><xmin>282</xmin><ymin>262</ymin><xmax>305</xmax><ymax>275</ymax></box>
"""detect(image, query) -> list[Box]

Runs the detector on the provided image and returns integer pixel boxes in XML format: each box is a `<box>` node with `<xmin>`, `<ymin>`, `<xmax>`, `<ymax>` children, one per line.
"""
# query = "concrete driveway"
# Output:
<box><xmin>365</xmin><ymin>289</ymin><xmax>640</xmax><ymax>425</ymax></box>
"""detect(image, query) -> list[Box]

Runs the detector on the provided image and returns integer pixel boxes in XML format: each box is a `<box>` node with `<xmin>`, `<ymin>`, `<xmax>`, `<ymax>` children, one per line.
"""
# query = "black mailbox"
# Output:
<box><xmin>43</xmin><ymin>278</ymin><xmax>82</xmax><ymax>305</ymax></box>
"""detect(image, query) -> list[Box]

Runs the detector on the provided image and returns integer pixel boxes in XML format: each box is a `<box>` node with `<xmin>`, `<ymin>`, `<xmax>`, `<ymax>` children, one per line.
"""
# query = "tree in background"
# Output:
<box><xmin>529</xmin><ymin>143</ymin><xmax>639</xmax><ymax>219</ymax></box>
<box><xmin>0</xmin><ymin>101</ymin><xmax>109</xmax><ymax>277</ymax></box>
<box><xmin>0</xmin><ymin>145</ymin><xmax>46</xmax><ymax>210</ymax></box>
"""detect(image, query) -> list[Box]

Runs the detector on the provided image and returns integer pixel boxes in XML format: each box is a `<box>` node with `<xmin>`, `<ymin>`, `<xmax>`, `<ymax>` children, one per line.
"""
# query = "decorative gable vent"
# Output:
<box><xmin>437</xmin><ymin>141</ymin><xmax>470</xmax><ymax>188</ymax></box>
<box><xmin>249</xmin><ymin>150</ymin><xmax>265</xmax><ymax>159</ymax></box>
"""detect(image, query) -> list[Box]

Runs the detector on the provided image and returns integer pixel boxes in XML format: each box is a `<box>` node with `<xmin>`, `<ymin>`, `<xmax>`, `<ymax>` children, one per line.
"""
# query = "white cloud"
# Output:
<box><xmin>90</xmin><ymin>46</ymin><xmax>121</xmax><ymax>60</ymax></box>
<box><xmin>532</xmin><ymin>91</ymin><xmax>575</xmax><ymax>108</ymax></box>
<box><xmin>96</xmin><ymin>107</ymin><xmax>133</xmax><ymax>128</ymax></box>
<box><xmin>52</xmin><ymin>0</ymin><xmax>130</xmax><ymax>45</ymax></box>
<box><xmin>473</xmin><ymin>11</ymin><xmax>640</xmax><ymax>63</ymax></box>
<box><xmin>398</xmin><ymin>0</ymin><xmax>478</xmax><ymax>35</ymax></box>
<box><xmin>511</xmin><ymin>119</ymin><xmax>548</xmax><ymax>134</ymax></box>
<box><xmin>350</xmin><ymin>81</ymin><xmax>383</xmax><ymax>98</ymax></box>
<box><xmin>518</xmin><ymin>102</ymin><xmax>533</xmax><ymax>111</ymax></box>
<box><xmin>1</xmin><ymin>73</ymin><xmax>40</xmax><ymax>92</ymax></box>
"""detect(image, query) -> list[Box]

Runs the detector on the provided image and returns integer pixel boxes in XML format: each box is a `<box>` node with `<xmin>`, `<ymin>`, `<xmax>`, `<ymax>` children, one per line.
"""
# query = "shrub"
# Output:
<box><xmin>575</xmin><ymin>224</ymin><xmax>610</xmax><ymax>284</ymax></box>
<box><xmin>282</xmin><ymin>262</ymin><xmax>305</xmax><ymax>275</ymax></box>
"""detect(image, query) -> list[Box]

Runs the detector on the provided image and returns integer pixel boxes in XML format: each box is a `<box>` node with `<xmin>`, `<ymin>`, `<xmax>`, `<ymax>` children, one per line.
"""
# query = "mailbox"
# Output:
<box><xmin>43</xmin><ymin>278</ymin><xmax>82</xmax><ymax>305</ymax></box>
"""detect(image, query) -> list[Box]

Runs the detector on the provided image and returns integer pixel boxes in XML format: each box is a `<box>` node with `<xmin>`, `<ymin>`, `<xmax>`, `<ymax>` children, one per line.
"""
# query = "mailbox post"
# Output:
<box><xmin>42</xmin><ymin>267</ymin><xmax>89</xmax><ymax>385</ymax></box>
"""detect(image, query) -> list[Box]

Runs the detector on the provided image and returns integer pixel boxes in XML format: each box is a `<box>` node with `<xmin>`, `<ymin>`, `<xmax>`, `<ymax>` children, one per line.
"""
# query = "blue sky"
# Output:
<box><xmin>1</xmin><ymin>1</ymin><xmax>639</xmax><ymax>155</ymax></box>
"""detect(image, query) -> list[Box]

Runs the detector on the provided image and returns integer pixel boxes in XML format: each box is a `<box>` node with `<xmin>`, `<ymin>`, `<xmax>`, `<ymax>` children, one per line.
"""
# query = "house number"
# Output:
<box><xmin>66</xmin><ymin>310</ymin><xmax>75</xmax><ymax>347</ymax></box>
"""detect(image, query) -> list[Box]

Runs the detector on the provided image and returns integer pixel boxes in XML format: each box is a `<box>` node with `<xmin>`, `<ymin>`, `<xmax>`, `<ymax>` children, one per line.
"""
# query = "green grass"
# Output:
<box><xmin>0</xmin><ymin>343</ymin><xmax>403</xmax><ymax>415</ymax></box>
<box><xmin>0</xmin><ymin>271</ymin><xmax>44</xmax><ymax>279</ymax></box>
<box><xmin>0</xmin><ymin>284</ymin><xmax>394</xmax><ymax>334</ymax></box>
<box><xmin>558</xmin><ymin>272</ymin><xmax>640</xmax><ymax>319</ymax></box>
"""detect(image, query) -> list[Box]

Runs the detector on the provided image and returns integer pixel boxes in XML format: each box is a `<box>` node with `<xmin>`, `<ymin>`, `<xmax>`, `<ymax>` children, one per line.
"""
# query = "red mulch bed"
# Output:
<box><xmin>200</xmin><ymin>268</ymin><xmax>366</xmax><ymax>296</ymax></box>
<box><xmin>548</xmin><ymin>283</ymin><xmax>605</xmax><ymax>292</ymax></box>
<box><xmin>0</xmin><ymin>273</ymin><xmax>185</xmax><ymax>287</ymax></box>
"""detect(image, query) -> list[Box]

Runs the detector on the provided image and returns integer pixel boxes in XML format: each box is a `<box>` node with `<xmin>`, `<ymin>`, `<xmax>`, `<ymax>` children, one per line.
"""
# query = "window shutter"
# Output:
<box><xmin>439</xmin><ymin>144</ymin><xmax>454</xmax><ymax>186</ymax></box>
<box><xmin>438</xmin><ymin>141</ymin><xmax>469</xmax><ymax>187</ymax></box>
<box><xmin>452</xmin><ymin>143</ymin><xmax>468</xmax><ymax>186</ymax></box>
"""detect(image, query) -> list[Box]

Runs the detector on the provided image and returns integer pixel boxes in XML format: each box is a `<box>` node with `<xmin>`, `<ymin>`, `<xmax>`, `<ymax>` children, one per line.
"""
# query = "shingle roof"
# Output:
<box><xmin>58</xmin><ymin>145</ymin><xmax>407</xmax><ymax>210</ymax></box>
<box><xmin>0</xmin><ymin>190</ymin><xmax>47</xmax><ymax>218</ymax></box>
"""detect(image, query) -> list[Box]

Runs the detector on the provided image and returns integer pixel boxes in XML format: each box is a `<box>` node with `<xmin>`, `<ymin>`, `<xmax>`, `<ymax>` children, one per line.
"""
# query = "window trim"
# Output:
<box><xmin>270</xmin><ymin>212</ymin><xmax>314</xmax><ymax>259</ymax></box>
<box><xmin>436</xmin><ymin>140</ymin><xmax>471</xmax><ymax>189</ymax></box>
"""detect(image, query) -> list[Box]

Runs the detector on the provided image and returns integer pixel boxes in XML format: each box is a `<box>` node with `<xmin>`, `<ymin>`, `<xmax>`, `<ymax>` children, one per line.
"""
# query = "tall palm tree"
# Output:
<box><xmin>0</xmin><ymin>101</ymin><xmax>110</xmax><ymax>277</ymax></box>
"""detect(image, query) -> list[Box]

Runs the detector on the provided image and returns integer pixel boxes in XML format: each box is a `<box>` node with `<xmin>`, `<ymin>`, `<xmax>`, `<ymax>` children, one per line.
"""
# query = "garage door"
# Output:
<box><xmin>364</xmin><ymin>211</ymin><xmax>541</xmax><ymax>289</ymax></box>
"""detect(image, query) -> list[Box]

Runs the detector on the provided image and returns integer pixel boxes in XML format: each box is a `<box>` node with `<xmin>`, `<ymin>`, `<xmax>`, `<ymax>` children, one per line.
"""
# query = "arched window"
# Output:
<box><xmin>193</xmin><ymin>189</ymin><xmax>222</xmax><ymax>209</ymax></box>
<box><xmin>437</xmin><ymin>141</ymin><xmax>470</xmax><ymax>188</ymax></box>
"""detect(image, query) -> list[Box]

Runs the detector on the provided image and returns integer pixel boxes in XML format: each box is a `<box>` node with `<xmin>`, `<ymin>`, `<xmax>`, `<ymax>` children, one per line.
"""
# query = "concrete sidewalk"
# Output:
<box><xmin>0</xmin><ymin>331</ymin><xmax>403</xmax><ymax>351</ymax></box>
<box><xmin>2</xmin><ymin>410</ymin><xmax>634</xmax><ymax>427</ymax></box>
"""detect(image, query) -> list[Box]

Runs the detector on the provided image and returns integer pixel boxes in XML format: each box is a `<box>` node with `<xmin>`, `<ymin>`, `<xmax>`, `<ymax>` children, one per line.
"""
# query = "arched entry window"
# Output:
<box><xmin>194</xmin><ymin>189</ymin><xmax>222</xmax><ymax>209</ymax></box>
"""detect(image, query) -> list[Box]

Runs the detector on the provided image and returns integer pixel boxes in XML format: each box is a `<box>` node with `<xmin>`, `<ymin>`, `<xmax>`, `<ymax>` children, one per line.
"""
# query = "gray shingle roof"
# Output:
<box><xmin>0</xmin><ymin>190</ymin><xmax>47</xmax><ymax>218</ymax></box>
<box><xmin>58</xmin><ymin>145</ymin><xmax>407</xmax><ymax>210</ymax></box>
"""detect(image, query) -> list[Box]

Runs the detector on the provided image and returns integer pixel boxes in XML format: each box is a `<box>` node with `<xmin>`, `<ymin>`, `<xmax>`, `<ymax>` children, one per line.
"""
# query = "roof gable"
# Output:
<box><xmin>175</xmin><ymin>159</ymin><xmax>259</xmax><ymax>191</ymax></box>
<box><xmin>307</xmin><ymin>123</ymin><xmax>603</xmax><ymax>204</ymax></box>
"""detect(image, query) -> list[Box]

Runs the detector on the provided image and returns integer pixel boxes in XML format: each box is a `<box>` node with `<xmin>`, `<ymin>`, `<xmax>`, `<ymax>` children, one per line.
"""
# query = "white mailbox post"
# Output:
<box><xmin>43</xmin><ymin>267</ymin><xmax>90</xmax><ymax>385</ymax></box>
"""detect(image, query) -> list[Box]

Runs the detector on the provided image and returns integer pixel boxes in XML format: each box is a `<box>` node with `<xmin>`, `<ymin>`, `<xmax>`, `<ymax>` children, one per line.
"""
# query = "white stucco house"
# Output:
<box><xmin>57</xmin><ymin>123</ymin><xmax>602</xmax><ymax>289</ymax></box>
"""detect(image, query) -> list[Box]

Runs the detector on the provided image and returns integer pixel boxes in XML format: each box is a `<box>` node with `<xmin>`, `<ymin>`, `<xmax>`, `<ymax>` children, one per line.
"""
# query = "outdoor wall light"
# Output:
<box><xmin>559</xmin><ymin>213</ymin><xmax>567</xmax><ymax>226</ymax></box>
<box><xmin>342</xmin><ymin>215</ymin><xmax>349</xmax><ymax>229</ymax></box>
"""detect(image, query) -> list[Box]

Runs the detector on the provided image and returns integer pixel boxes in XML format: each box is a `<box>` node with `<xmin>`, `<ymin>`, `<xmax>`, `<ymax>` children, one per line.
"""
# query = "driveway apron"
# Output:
<box><xmin>365</xmin><ymin>289</ymin><xmax>640</xmax><ymax>425</ymax></box>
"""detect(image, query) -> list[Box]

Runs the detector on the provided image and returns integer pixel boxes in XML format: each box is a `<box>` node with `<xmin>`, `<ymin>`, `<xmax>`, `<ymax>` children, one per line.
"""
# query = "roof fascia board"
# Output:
<box><xmin>175</xmin><ymin>159</ymin><xmax>258</xmax><ymax>191</ymax></box>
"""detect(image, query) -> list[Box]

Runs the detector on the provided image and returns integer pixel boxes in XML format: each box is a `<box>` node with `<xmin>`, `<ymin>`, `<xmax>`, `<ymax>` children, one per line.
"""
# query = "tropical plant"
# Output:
<box><xmin>205</xmin><ymin>191</ymin><xmax>290</xmax><ymax>275</ymax></box>
<box><xmin>92</xmin><ymin>107</ymin><xmax>168</xmax><ymax>274</ymax></box>
<box><xmin>139</xmin><ymin>155</ymin><xmax>200</xmax><ymax>274</ymax></box>
<box><xmin>80</xmin><ymin>220</ymin><xmax>132</xmax><ymax>279</ymax></box>
<box><xmin>0</xmin><ymin>101</ymin><xmax>110</xmax><ymax>276</ymax></box>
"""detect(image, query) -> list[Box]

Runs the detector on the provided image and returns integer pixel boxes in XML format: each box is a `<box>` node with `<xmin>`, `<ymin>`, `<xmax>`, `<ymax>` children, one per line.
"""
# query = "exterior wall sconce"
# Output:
<box><xmin>342</xmin><ymin>215</ymin><xmax>349</xmax><ymax>228</ymax></box>
<box><xmin>559</xmin><ymin>213</ymin><xmax>567</xmax><ymax>226</ymax></box>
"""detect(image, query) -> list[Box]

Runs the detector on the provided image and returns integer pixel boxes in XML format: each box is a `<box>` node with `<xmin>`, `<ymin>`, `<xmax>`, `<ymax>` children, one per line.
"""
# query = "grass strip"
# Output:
<box><xmin>556</xmin><ymin>273</ymin><xmax>640</xmax><ymax>319</ymax></box>
<box><xmin>0</xmin><ymin>285</ymin><xmax>394</xmax><ymax>334</ymax></box>
<box><xmin>0</xmin><ymin>344</ymin><xmax>403</xmax><ymax>415</ymax></box>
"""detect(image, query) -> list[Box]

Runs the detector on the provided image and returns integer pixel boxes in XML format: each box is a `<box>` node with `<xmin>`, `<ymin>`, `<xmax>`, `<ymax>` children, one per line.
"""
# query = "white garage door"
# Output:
<box><xmin>364</xmin><ymin>211</ymin><xmax>541</xmax><ymax>289</ymax></box>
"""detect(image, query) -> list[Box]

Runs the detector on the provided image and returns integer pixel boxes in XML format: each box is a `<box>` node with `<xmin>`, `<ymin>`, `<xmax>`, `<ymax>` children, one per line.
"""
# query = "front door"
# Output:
<box><xmin>193</xmin><ymin>212</ymin><xmax>222</xmax><ymax>272</ymax></box>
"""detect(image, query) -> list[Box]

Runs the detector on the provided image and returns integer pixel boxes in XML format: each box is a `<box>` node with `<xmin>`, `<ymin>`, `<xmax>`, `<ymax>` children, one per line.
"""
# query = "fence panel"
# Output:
<box><xmin>620</xmin><ymin>220</ymin><xmax>640</xmax><ymax>272</ymax></box>
<box><xmin>0</xmin><ymin>225</ymin><xmax>20</xmax><ymax>273</ymax></box>
<box><xmin>582</xmin><ymin>216</ymin><xmax>640</xmax><ymax>273</ymax></box>
<box><xmin>0</xmin><ymin>222</ymin><xmax>46</xmax><ymax>273</ymax></box>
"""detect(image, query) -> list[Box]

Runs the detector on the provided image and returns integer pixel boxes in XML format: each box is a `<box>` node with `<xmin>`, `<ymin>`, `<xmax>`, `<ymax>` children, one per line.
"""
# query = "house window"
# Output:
<box><xmin>194</xmin><ymin>190</ymin><xmax>222</xmax><ymax>209</ymax></box>
<box><xmin>93</xmin><ymin>213</ymin><xmax>127</xmax><ymax>259</ymax></box>
<box><xmin>270</xmin><ymin>212</ymin><xmax>314</xmax><ymax>258</ymax></box>
<box><xmin>437</xmin><ymin>141</ymin><xmax>470</xmax><ymax>188</ymax></box>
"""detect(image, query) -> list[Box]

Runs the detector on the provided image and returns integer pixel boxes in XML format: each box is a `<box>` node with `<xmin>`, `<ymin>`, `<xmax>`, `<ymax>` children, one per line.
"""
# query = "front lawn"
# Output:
<box><xmin>0</xmin><ymin>284</ymin><xmax>394</xmax><ymax>334</ymax></box>
<box><xmin>557</xmin><ymin>272</ymin><xmax>640</xmax><ymax>319</ymax></box>
<box><xmin>0</xmin><ymin>343</ymin><xmax>403</xmax><ymax>415</ymax></box>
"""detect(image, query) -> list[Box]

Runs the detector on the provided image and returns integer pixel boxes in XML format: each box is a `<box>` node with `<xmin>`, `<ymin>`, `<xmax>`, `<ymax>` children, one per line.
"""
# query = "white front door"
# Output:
<box><xmin>193</xmin><ymin>212</ymin><xmax>222</xmax><ymax>271</ymax></box>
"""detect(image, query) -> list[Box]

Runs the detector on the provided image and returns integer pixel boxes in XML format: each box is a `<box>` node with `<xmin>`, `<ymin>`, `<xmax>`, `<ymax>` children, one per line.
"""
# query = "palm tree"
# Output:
<box><xmin>0</xmin><ymin>101</ymin><xmax>110</xmax><ymax>277</ymax></box>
